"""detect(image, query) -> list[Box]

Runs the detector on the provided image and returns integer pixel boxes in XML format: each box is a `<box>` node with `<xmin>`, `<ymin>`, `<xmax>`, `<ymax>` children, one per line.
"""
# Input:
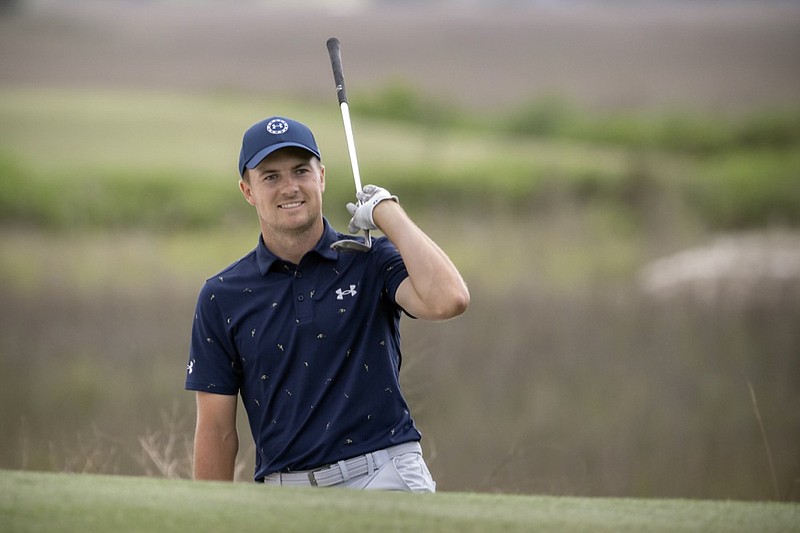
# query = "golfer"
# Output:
<box><xmin>185</xmin><ymin>116</ymin><xmax>469</xmax><ymax>491</ymax></box>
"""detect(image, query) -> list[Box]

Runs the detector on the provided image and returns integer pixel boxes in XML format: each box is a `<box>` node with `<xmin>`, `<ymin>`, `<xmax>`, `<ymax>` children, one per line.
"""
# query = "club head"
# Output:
<box><xmin>330</xmin><ymin>238</ymin><xmax>371</xmax><ymax>253</ymax></box>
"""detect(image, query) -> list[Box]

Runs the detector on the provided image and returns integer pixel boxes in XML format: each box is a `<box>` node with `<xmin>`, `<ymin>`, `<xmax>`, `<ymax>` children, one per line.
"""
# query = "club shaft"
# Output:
<box><xmin>339</xmin><ymin>101</ymin><xmax>363</xmax><ymax>195</ymax></box>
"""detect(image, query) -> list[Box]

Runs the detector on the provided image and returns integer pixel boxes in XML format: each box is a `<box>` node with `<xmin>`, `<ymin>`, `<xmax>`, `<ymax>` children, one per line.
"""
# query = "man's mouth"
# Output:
<box><xmin>279</xmin><ymin>201</ymin><xmax>304</xmax><ymax>210</ymax></box>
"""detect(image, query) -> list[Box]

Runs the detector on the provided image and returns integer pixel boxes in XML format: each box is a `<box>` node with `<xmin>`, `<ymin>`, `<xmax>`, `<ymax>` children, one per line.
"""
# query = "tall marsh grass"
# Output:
<box><xmin>1</xmin><ymin>228</ymin><xmax>798</xmax><ymax>500</ymax></box>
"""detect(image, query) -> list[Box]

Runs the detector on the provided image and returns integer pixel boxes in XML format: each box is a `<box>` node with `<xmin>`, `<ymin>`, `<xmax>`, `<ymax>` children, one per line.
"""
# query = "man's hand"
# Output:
<box><xmin>346</xmin><ymin>184</ymin><xmax>398</xmax><ymax>233</ymax></box>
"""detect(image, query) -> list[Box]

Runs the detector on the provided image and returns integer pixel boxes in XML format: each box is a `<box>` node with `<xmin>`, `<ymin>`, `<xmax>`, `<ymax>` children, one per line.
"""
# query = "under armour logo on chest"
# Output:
<box><xmin>336</xmin><ymin>285</ymin><xmax>358</xmax><ymax>300</ymax></box>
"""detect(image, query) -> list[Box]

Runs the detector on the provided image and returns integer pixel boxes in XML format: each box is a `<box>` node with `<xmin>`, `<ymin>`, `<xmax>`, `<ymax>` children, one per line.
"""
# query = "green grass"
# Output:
<box><xmin>0</xmin><ymin>87</ymin><xmax>635</xmax><ymax>228</ymax></box>
<box><xmin>688</xmin><ymin>149</ymin><xmax>800</xmax><ymax>228</ymax></box>
<box><xmin>1</xmin><ymin>470</ymin><xmax>797</xmax><ymax>533</ymax></box>
<box><xmin>358</xmin><ymin>86</ymin><xmax>800</xmax><ymax>155</ymax></box>
<box><xmin>2</xmin><ymin>86</ymin><xmax>797</xmax><ymax>233</ymax></box>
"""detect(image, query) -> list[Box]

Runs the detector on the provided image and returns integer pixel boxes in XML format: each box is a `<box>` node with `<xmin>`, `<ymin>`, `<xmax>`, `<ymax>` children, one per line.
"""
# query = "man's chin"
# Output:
<box><xmin>271</xmin><ymin>213</ymin><xmax>321</xmax><ymax>234</ymax></box>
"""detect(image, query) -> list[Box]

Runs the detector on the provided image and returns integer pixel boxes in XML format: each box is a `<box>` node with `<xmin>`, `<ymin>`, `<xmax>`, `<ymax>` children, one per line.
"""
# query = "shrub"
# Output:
<box><xmin>686</xmin><ymin>150</ymin><xmax>800</xmax><ymax>229</ymax></box>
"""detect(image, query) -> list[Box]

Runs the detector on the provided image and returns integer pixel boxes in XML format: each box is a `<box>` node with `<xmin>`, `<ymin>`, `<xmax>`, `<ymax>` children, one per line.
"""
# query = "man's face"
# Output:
<box><xmin>239</xmin><ymin>147</ymin><xmax>326</xmax><ymax>237</ymax></box>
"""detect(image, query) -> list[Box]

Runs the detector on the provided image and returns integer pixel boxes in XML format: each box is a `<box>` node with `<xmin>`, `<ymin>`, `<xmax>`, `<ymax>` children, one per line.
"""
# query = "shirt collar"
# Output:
<box><xmin>255</xmin><ymin>218</ymin><xmax>339</xmax><ymax>276</ymax></box>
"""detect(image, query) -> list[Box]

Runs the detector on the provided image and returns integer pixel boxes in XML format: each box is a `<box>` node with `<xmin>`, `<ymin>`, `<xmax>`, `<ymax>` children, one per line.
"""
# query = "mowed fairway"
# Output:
<box><xmin>1</xmin><ymin>470</ymin><xmax>797</xmax><ymax>532</ymax></box>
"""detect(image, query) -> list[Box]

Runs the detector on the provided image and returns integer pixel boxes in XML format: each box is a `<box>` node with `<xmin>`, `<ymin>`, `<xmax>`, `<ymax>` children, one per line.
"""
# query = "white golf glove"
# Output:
<box><xmin>346</xmin><ymin>184</ymin><xmax>398</xmax><ymax>233</ymax></box>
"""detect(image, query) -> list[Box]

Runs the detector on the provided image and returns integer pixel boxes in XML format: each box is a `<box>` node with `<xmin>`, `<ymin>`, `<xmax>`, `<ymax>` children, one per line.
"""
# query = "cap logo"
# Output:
<box><xmin>266</xmin><ymin>119</ymin><xmax>289</xmax><ymax>135</ymax></box>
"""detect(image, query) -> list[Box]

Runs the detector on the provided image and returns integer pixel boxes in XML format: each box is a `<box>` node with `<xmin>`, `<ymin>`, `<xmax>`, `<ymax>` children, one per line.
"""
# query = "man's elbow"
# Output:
<box><xmin>430</xmin><ymin>286</ymin><xmax>470</xmax><ymax>320</ymax></box>
<box><xmin>449</xmin><ymin>287</ymin><xmax>471</xmax><ymax>317</ymax></box>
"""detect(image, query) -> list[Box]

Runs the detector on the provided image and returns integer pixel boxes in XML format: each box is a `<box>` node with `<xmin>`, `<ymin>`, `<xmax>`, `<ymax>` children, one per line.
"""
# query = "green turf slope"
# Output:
<box><xmin>1</xmin><ymin>470</ymin><xmax>797</xmax><ymax>532</ymax></box>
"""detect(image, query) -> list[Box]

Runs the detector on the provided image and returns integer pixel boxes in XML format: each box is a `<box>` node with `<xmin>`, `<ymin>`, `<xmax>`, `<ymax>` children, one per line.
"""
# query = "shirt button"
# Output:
<box><xmin>295</xmin><ymin>272</ymin><xmax>302</xmax><ymax>278</ymax></box>
<box><xmin>297</xmin><ymin>295</ymin><xmax>304</xmax><ymax>302</ymax></box>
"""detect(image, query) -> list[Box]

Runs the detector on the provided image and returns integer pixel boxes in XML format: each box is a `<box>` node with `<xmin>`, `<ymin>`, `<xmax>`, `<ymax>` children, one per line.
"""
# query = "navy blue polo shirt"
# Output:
<box><xmin>185</xmin><ymin>219</ymin><xmax>421</xmax><ymax>480</ymax></box>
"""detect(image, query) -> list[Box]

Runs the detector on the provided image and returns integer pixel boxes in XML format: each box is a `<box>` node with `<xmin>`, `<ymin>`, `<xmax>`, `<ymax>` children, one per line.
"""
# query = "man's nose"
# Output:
<box><xmin>282</xmin><ymin>176</ymin><xmax>301</xmax><ymax>193</ymax></box>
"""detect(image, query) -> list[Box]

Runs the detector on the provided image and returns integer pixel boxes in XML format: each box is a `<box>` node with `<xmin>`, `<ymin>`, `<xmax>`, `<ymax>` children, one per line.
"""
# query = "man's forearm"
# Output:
<box><xmin>193</xmin><ymin>424</ymin><xmax>239</xmax><ymax>481</ymax></box>
<box><xmin>373</xmin><ymin>200</ymin><xmax>469</xmax><ymax>320</ymax></box>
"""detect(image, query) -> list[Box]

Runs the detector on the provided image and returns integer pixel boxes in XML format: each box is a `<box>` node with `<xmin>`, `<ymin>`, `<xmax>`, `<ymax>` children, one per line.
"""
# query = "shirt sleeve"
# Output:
<box><xmin>372</xmin><ymin>236</ymin><xmax>410</xmax><ymax>309</ymax></box>
<box><xmin>185</xmin><ymin>280</ymin><xmax>242</xmax><ymax>395</ymax></box>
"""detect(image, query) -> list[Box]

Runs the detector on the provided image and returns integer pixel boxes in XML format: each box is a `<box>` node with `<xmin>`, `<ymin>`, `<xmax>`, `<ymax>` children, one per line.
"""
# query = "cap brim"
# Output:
<box><xmin>245</xmin><ymin>142</ymin><xmax>321</xmax><ymax>171</ymax></box>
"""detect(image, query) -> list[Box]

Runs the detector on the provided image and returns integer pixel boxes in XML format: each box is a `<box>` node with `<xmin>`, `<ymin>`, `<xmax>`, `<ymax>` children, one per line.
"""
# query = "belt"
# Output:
<box><xmin>264</xmin><ymin>441</ymin><xmax>421</xmax><ymax>487</ymax></box>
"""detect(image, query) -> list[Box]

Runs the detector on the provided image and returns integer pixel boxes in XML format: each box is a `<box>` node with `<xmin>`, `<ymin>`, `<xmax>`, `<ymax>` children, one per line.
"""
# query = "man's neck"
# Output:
<box><xmin>261</xmin><ymin>221</ymin><xmax>324</xmax><ymax>265</ymax></box>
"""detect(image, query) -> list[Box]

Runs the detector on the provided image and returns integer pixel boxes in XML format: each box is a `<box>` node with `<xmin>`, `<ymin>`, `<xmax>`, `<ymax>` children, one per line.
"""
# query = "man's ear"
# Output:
<box><xmin>319</xmin><ymin>164</ymin><xmax>326</xmax><ymax>193</ymax></box>
<box><xmin>239</xmin><ymin>178</ymin><xmax>255</xmax><ymax>206</ymax></box>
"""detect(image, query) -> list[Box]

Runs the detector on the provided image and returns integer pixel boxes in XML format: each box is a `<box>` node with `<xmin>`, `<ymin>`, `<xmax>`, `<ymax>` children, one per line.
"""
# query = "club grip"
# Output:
<box><xmin>326</xmin><ymin>37</ymin><xmax>348</xmax><ymax>105</ymax></box>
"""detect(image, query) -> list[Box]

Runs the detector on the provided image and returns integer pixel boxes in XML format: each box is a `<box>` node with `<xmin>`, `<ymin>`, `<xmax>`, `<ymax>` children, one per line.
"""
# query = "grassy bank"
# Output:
<box><xmin>1</xmin><ymin>87</ymin><xmax>798</xmax><ymax>232</ymax></box>
<box><xmin>2</xmin><ymin>470</ymin><xmax>797</xmax><ymax>533</ymax></box>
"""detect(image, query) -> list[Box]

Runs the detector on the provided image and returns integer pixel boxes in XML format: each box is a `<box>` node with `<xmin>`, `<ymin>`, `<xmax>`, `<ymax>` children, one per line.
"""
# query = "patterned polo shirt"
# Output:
<box><xmin>185</xmin><ymin>219</ymin><xmax>421</xmax><ymax>480</ymax></box>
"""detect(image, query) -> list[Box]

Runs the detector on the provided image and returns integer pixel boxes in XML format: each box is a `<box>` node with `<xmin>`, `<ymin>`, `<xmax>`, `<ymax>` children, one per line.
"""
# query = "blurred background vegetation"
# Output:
<box><xmin>0</xmin><ymin>0</ymin><xmax>798</xmax><ymax>501</ymax></box>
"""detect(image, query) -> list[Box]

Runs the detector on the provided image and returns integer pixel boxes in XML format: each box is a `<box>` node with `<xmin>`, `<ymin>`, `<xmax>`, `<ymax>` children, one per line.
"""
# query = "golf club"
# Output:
<box><xmin>326</xmin><ymin>37</ymin><xmax>372</xmax><ymax>253</ymax></box>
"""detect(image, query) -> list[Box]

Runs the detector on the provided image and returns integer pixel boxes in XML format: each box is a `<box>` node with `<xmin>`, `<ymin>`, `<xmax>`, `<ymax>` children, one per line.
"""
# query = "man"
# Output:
<box><xmin>185</xmin><ymin>116</ymin><xmax>469</xmax><ymax>491</ymax></box>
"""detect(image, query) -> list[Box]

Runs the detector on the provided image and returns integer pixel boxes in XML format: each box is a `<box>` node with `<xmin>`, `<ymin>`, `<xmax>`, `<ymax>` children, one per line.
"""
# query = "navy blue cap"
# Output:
<box><xmin>238</xmin><ymin>117</ymin><xmax>321</xmax><ymax>177</ymax></box>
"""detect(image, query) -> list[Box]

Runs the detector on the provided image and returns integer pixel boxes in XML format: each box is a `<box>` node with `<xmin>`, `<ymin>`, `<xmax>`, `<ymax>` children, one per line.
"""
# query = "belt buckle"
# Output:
<box><xmin>307</xmin><ymin>465</ymin><xmax>330</xmax><ymax>487</ymax></box>
<box><xmin>307</xmin><ymin>464</ymin><xmax>336</xmax><ymax>487</ymax></box>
